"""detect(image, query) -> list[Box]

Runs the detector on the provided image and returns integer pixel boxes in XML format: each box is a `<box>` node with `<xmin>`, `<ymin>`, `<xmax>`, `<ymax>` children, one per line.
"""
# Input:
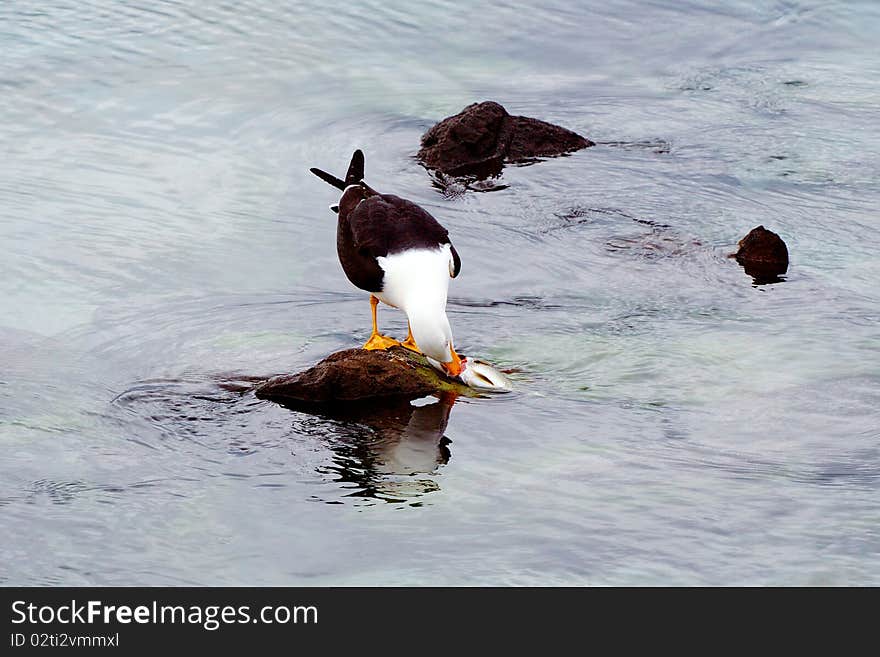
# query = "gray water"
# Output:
<box><xmin>2</xmin><ymin>0</ymin><xmax>879</xmax><ymax>585</ymax></box>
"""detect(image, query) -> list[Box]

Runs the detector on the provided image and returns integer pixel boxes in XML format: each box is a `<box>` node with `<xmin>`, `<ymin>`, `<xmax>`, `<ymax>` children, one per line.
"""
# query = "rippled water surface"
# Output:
<box><xmin>2</xmin><ymin>1</ymin><xmax>879</xmax><ymax>585</ymax></box>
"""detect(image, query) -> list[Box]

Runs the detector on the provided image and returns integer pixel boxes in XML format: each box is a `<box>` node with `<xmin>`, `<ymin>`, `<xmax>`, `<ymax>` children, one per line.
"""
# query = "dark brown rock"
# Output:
<box><xmin>505</xmin><ymin>115</ymin><xmax>591</xmax><ymax>161</ymax></box>
<box><xmin>418</xmin><ymin>101</ymin><xmax>593</xmax><ymax>177</ymax></box>
<box><xmin>418</xmin><ymin>101</ymin><xmax>508</xmax><ymax>177</ymax></box>
<box><xmin>733</xmin><ymin>225</ymin><xmax>789</xmax><ymax>283</ymax></box>
<box><xmin>254</xmin><ymin>347</ymin><xmax>475</xmax><ymax>407</ymax></box>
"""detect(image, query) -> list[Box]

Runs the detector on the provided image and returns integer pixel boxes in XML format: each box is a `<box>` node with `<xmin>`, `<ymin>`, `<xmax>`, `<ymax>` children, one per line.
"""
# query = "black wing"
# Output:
<box><xmin>347</xmin><ymin>194</ymin><xmax>452</xmax><ymax>259</ymax></box>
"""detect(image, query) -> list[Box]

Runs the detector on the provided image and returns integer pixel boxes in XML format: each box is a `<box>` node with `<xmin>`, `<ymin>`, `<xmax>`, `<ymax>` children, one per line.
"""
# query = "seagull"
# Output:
<box><xmin>310</xmin><ymin>150</ymin><xmax>463</xmax><ymax>377</ymax></box>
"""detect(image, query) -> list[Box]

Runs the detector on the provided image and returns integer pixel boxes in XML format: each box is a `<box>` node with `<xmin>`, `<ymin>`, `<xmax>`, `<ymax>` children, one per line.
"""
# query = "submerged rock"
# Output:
<box><xmin>733</xmin><ymin>225</ymin><xmax>789</xmax><ymax>283</ymax></box>
<box><xmin>417</xmin><ymin>101</ymin><xmax>593</xmax><ymax>177</ymax></box>
<box><xmin>254</xmin><ymin>347</ymin><xmax>477</xmax><ymax>407</ymax></box>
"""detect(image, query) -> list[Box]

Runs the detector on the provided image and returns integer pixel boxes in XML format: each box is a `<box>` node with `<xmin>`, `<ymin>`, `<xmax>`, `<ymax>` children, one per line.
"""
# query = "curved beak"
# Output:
<box><xmin>442</xmin><ymin>348</ymin><xmax>463</xmax><ymax>378</ymax></box>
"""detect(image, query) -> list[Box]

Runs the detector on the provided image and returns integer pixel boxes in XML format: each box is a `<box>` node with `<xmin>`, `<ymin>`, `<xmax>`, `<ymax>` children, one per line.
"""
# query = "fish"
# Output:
<box><xmin>426</xmin><ymin>355</ymin><xmax>512</xmax><ymax>392</ymax></box>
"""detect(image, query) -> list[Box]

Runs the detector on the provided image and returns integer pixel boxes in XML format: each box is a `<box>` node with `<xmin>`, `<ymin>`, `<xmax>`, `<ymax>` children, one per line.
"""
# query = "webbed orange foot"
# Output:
<box><xmin>363</xmin><ymin>333</ymin><xmax>401</xmax><ymax>351</ymax></box>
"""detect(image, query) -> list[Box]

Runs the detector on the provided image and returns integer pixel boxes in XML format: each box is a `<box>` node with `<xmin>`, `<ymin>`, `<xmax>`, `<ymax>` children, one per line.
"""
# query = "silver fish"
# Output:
<box><xmin>427</xmin><ymin>356</ymin><xmax>512</xmax><ymax>392</ymax></box>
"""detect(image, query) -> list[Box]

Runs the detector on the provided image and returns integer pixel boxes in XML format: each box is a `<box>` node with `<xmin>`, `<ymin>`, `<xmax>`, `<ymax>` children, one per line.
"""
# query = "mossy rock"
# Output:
<box><xmin>254</xmin><ymin>347</ymin><xmax>479</xmax><ymax>407</ymax></box>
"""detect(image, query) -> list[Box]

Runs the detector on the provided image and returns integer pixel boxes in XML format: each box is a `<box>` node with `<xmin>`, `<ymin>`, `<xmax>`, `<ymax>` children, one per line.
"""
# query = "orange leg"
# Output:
<box><xmin>363</xmin><ymin>295</ymin><xmax>401</xmax><ymax>351</ymax></box>
<box><xmin>401</xmin><ymin>322</ymin><xmax>421</xmax><ymax>353</ymax></box>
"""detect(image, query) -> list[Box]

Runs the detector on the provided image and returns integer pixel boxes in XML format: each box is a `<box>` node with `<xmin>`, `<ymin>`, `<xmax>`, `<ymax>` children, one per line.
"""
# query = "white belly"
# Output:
<box><xmin>374</xmin><ymin>245</ymin><xmax>453</xmax><ymax>311</ymax></box>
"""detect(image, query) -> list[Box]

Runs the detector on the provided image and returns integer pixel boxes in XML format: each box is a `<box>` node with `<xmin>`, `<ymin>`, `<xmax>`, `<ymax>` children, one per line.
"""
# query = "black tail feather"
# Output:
<box><xmin>345</xmin><ymin>149</ymin><xmax>364</xmax><ymax>185</ymax></box>
<box><xmin>309</xmin><ymin>149</ymin><xmax>365</xmax><ymax>191</ymax></box>
<box><xmin>309</xmin><ymin>167</ymin><xmax>346</xmax><ymax>190</ymax></box>
<box><xmin>309</xmin><ymin>149</ymin><xmax>370</xmax><ymax>200</ymax></box>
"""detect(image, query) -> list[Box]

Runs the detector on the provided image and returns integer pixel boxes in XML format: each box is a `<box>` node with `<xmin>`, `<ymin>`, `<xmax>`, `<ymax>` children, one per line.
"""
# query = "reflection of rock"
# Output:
<box><xmin>254</xmin><ymin>349</ymin><xmax>473</xmax><ymax>500</ymax></box>
<box><xmin>254</xmin><ymin>347</ymin><xmax>475</xmax><ymax>405</ymax></box>
<box><xmin>417</xmin><ymin>101</ymin><xmax>592</xmax><ymax>177</ymax></box>
<box><xmin>276</xmin><ymin>391</ymin><xmax>458</xmax><ymax>502</ymax></box>
<box><xmin>732</xmin><ymin>225</ymin><xmax>789</xmax><ymax>283</ymax></box>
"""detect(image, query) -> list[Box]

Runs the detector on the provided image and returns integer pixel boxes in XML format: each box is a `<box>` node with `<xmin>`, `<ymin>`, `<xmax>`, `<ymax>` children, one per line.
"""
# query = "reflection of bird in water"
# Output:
<box><xmin>368</xmin><ymin>395</ymin><xmax>454</xmax><ymax>477</ymax></box>
<box><xmin>280</xmin><ymin>392</ymin><xmax>458</xmax><ymax>502</ymax></box>
<box><xmin>310</xmin><ymin>150</ymin><xmax>463</xmax><ymax>377</ymax></box>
